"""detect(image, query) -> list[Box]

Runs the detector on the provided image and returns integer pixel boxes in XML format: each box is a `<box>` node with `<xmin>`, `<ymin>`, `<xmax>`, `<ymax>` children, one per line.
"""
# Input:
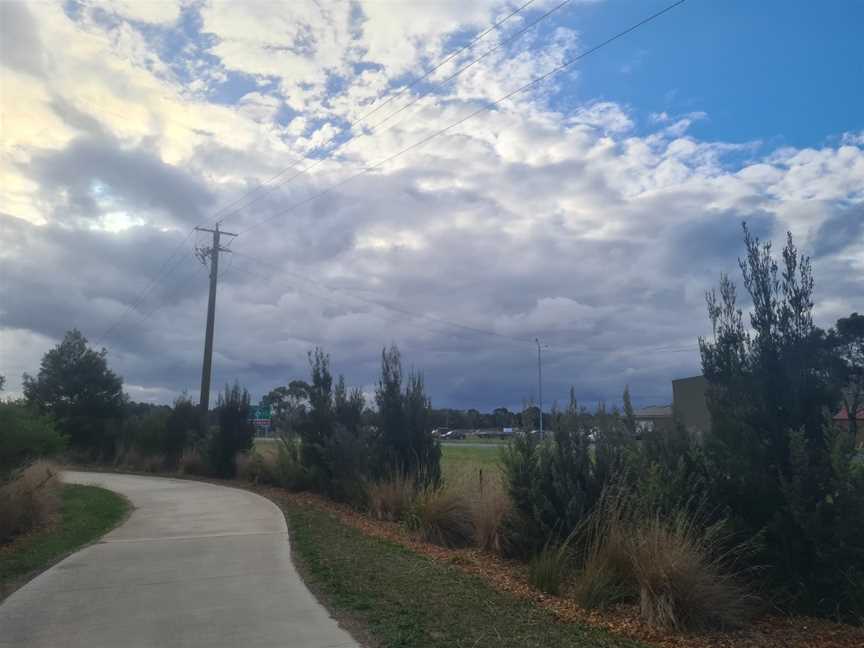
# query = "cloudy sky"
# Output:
<box><xmin>1</xmin><ymin>0</ymin><xmax>862</xmax><ymax>411</ymax></box>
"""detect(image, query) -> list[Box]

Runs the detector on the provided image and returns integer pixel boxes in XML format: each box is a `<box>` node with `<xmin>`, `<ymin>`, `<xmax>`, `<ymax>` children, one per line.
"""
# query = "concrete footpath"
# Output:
<box><xmin>0</xmin><ymin>471</ymin><xmax>359</xmax><ymax>648</ymax></box>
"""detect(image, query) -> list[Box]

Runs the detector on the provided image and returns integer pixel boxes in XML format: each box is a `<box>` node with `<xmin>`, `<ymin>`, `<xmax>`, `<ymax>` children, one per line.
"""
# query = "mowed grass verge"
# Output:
<box><xmin>284</xmin><ymin>498</ymin><xmax>645</xmax><ymax>648</ymax></box>
<box><xmin>0</xmin><ymin>484</ymin><xmax>129</xmax><ymax>596</ymax></box>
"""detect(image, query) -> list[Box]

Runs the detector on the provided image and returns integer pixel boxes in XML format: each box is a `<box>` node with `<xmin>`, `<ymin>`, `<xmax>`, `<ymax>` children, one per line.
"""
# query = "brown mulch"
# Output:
<box><xmin>261</xmin><ymin>488</ymin><xmax>864</xmax><ymax>648</ymax></box>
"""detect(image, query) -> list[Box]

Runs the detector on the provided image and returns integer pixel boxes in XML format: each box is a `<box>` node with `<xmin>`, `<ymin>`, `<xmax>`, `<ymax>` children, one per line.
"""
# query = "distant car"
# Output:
<box><xmin>441</xmin><ymin>430</ymin><xmax>465</xmax><ymax>440</ymax></box>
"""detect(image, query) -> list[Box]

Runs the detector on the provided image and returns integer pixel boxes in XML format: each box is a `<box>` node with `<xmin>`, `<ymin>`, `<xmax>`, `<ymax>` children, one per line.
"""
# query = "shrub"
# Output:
<box><xmin>0</xmin><ymin>461</ymin><xmax>61</xmax><ymax>543</ymax></box>
<box><xmin>373</xmin><ymin>346</ymin><xmax>441</xmax><ymax>488</ymax></box>
<box><xmin>235</xmin><ymin>451</ymin><xmax>255</xmax><ymax>481</ymax></box>
<box><xmin>570</xmin><ymin>487</ymin><xmax>758</xmax><ymax>630</ymax></box>
<box><xmin>572</xmin><ymin>493</ymin><xmax>634</xmax><ymax>609</ymax></box>
<box><xmin>501</xmin><ymin>397</ymin><xmax>632</xmax><ymax>558</ymax></box>
<box><xmin>528</xmin><ymin>537</ymin><xmax>573</xmax><ymax>596</ymax></box>
<box><xmin>237</xmin><ymin>441</ymin><xmax>310</xmax><ymax>491</ymax></box>
<box><xmin>23</xmin><ymin>329</ymin><xmax>123</xmax><ymax>458</ymax></box>
<box><xmin>367</xmin><ymin>472</ymin><xmax>415</xmax><ymax>522</ymax></box>
<box><xmin>178</xmin><ymin>448</ymin><xmax>208</xmax><ymax>476</ymax></box>
<box><xmin>163</xmin><ymin>395</ymin><xmax>198</xmax><ymax>468</ymax></box>
<box><xmin>271</xmin><ymin>439</ymin><xmax>310</xmax><ymax>490</ymax></box>
<box><xmin>0</xmin><ymin>402</ymin><xmax>66</xmax><ymax>475</ymax></box>
<box><xmin>115</xmin><ymin>445</ymin><xmax>167</xmax><ymax>474</ymax></box>
<box><xmin>406</xmin><ymin>486</ymin><xmax>474</xmax><ymax>548</ymax></box>
<box><xmin>208</xmin><ymin>382</ymin><xmax>255</xmax><ymax>478</ymax></box>
<box><xmin>699</xmin><ymin>228</ymin><xmax>864</xmax><ymax>618</ymax></box>
<box><xmin>628</xmin><ymin>512</ymin><xmax>758</xmax><ymax>631</ymax></box>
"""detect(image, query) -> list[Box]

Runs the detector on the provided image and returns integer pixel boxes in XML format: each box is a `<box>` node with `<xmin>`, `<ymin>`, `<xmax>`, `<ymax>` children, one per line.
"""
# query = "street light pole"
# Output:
<box><xmin>535</xmin><ymin>338</ymin><xmax>544</xmax><ymax>437</ymax></box>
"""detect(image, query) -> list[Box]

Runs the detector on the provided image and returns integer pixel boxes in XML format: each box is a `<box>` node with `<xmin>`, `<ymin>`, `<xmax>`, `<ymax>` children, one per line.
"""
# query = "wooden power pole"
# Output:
<box><xmin>195</xmin><ymin>224</ymin><xmax>237</xmax><ymax>416</ymax></box>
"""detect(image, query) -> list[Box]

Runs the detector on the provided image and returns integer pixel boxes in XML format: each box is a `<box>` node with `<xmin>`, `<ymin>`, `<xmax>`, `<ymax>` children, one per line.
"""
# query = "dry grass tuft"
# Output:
<box><xmin>178</xmin><ymin>448</ymin><xmax>208</xmax><ymax>476</ymax></box>
<box><xmin>407</xmin><ymin>486</ymin><xmax>474</xmax><ymax>548</ymax></box>
<box><xmin>0</xmin><ymin>461</ymin><xmax>62</xmax><ymax>544</ymax></box>
<box><xmin>366</xmin><ymin>473</ymin><xmax>415</xmax><ymax>522</ymax></box>
<box><xmin>529</xmin><ymin>537</ymin><xmax>573</xmax><ymax>595</ymax></box>
<box><xmin>471</xmin><ymin>479</ymin><xmax>510</xmax><ymax>553</ymax></box>
<box><xmin>628</xmin><ymin>512</ymin><xmax>758</xmax><ymax>631</ymax></box>
<box><xmin>572</xmin><ymin>493</ymin><xmax>635</xmax><ymax>610</ymax></box>
<box><xmin>116</xmin><ymin>447</ymin><xmax>166</xmax><ymax>473</ymax></box>
<box><xmin>235</xmin><ymin>451</ymin><xmax>255</xmax><ymax>481</ymax></box>
<box><xmin>571</xmin><ymin>489</ymin><xmax>758</xmax><ymax>631</ymax></box>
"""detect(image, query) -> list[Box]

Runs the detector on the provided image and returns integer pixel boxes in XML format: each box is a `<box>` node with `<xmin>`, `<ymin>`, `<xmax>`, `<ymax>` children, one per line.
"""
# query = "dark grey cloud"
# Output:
<box><xmin>812</xmin><ymin>203</ymin><xmax>864</xmax><ymax>257</ymax></box>
<box><xmin>28</xmin><ymin>135</ymin><xmax>216</xmax><ymax>226</ymax></box>
<box><xmin>668</xmin><ymin>210</ymin><xmax>775</xmax><ymax>269</ymax></box>
<box><xmin>0</xmin><ymin>216</ymin><xmax>205</xmax><ymax>352</ymax></box>
<box><xmin>0</xmin><ymin>2</ymin><xmax>45</xmax><ymax>77</ymax></box>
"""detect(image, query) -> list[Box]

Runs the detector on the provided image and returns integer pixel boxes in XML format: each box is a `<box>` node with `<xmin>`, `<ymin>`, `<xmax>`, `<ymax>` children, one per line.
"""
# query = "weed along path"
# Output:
<box><xmin>0</xmin><ymin>472</ymin><xmax>359</xmax><ymax>648</ymax></box>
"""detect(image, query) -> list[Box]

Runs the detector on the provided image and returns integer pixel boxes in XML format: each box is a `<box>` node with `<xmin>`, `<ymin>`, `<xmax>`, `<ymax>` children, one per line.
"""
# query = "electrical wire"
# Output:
<box><xmin>209</xmin><ymin>0</ymin><xmax>557</xmax><ymax>224</ymax></box>
<box><xmin>84</xmin><ymin>0</ymin><xmax>571</xmax><ymax>350</ymax></box>
<box><xmin>94</xmin><ymin>228</ymin><xmax>197</xmax><ymax>346</ymax></box>
<box><xmin>235</xmin><ymin>0</ymin><xmax>687</xmax><ymax>237</ymax></box>
<box><xmin>230</xmin><ymin>250</ymin><xmax>531</xmax><ymax>343</ymax></box>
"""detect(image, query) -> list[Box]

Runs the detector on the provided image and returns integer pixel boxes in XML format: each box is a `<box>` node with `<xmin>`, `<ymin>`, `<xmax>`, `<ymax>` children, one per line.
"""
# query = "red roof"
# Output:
<box><xmin>833</xmin><ymin>406</ymin><xmax>864</xmax><ymax>421</ymax></box>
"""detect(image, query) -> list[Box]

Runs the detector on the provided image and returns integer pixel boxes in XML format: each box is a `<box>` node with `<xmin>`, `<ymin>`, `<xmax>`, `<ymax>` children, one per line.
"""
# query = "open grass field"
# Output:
<box><xmin>283</xmin><ymin>496</ymin><xmax>643</xmax><ymax>648</ymax></box>
<box><xmin>254</xmin><ymin>437</ymin><xmax>504</xmax><ymax>485</ymax></box>
<box><xmin>0</xmin><ymin>484</ymin><xmax>129</xmax><ymax>599</ymax></box>
<box><xmin>253</xmin><ymin>437</ymin><xmax>505</xmax><ymax>487</ymax></box>
<box><xmin>440</xmin><ymin>441</ymin><xmax>504</xmax><ymax>483</ymax></box>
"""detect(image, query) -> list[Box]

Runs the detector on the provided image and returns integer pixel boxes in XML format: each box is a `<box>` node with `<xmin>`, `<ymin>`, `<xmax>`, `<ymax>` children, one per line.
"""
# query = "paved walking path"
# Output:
<box><xmin>0</xmin><ymin>471</ymin><xmax>358</xmax><ymax>648</ymax></box>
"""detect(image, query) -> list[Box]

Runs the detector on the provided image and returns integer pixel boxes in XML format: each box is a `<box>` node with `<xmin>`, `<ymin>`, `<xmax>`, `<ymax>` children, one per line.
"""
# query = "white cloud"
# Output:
<box><xmin>1</xmin><ymin>0</ymin><xmax>862</xmax><ymax>410</ymax></box>
<box><xmin>97</xmin><ymin>0</ymin><xmax>182</xmax><ymax>25</ymax></box>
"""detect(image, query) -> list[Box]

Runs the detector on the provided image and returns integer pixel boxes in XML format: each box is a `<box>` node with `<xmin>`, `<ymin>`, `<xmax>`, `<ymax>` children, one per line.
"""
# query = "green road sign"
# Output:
<box><xmin>248</xmin><ymin>404</ymin><xmax>271</xmax><ymax>421</ymax></box>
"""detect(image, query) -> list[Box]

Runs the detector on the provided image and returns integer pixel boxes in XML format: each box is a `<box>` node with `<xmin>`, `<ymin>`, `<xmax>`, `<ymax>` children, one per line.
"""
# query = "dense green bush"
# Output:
<box><xmin>292</xmin><ymin>346</ymin><xmax>441</xmax><ymax>505</ymax></box>
<box><xmin>500</xmin><ymin>394</ymin><xmax>632</xmax><ymax>558</ymax></box>
<box><xmin>207</xmin><ymin>382</ymin><xmax>255</xmax><ymax>478</ymax></box>
<box><xmin>114</xmin><ymin>395</ymin><xmax>200</xmax><ymax>470</ymax></box>
<box><xmin>374</xmin><ymin>345</ymin><xmax>441</xmax><ymax>487</ymax></box>
<box><xmin>0</xmin><ymin>402</ymin><xmax>66</xmax><ymax>475</ymax></box>
<box><xmin>498</xmin><ymin>226</ymin><xmax>864</xmax><ymax>623</ymax></box>
<box><xmin>295</xmin><ymin>350</ymin><xmax>369</xmax><ymax>503</ymax></box>
<box><xmin>23</xmin><ymin>330</ymin><xmax>124</xmax><ymax>458</ymax></box>
<box><xmin>699</xmin><ymin>225</ymin><xmax>864</xmax><ymax>619</ymax></box>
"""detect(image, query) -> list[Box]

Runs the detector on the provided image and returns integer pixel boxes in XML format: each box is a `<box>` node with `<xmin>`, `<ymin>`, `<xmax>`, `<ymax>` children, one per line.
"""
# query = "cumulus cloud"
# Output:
<box><xmin>28</xmin><ymin>135</ymin><xmax>216</xmax><ymax>227</ymax></box>
<box><xmin>0</xmin><ymin>2</ymin><xmax>46</xmax><ymax>77</ymax></box>
<box><xmin>1</xmin><ymin>0</ymin><xmax>862</xmax><ymax>412</ymax></box>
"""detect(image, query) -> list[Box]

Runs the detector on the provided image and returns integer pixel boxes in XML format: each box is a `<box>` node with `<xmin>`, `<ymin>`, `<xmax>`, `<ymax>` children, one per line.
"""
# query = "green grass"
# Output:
<box><xmin>440</xmin><ymin>442</ymin><xmax>503</xmax><ymax>483</ymax></box>
<box><xmin>256</xmin><ymin>437</ymin><xmax>503</xmax><ymax>484</ymax></box>
<box><xmin>0</xmin><ymin>484</ymin><xmax>129</xmax><ymax>590</ymax></box>
<box><xmin>284</xmin><ymin>499</ymin><xmax>645</xmax><ymax>648</ymax></box>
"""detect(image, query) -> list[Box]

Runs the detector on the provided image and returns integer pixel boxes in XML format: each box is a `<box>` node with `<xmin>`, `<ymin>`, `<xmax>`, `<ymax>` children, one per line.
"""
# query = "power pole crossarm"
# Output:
<box><xmin>195</xmin><ymin>224</ymin><xmax>237</xmax><ymax>417</ymax></box>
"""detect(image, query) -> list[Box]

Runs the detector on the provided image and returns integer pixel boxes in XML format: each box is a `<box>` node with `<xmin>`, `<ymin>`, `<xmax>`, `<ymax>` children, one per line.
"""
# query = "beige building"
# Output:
<box><xmin>672</xmin><ymin>375</ymin><xmax>712</xmax><ymax>438</ymax></box>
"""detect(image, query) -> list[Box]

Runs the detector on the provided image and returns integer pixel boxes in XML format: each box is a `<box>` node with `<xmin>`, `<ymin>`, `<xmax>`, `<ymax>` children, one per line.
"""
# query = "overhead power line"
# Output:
<box><xmin>94</xmin><ymin>228</ymin><xmax>197</xmax><ymax>347</ymax></box>
<box><xmin>230</xmin><ymin>251</ymin><xmax>531</xmax><ymax>343</ymax></box>
<box><xmin>219</xmin><ymin>0</ymin><xmax>573</xmax><ymax>225</ymax></box>
<box><xmin>234</xmin><ymin>0</ymin><xmax>687</xmax><ymax>237</ymax></box>
<box><xmin>207</xmin><ymin>0</ymin><xmax>543</xmax><ymax>224</ymax></box>
<box><xmin>225</xmin><ymin>261</ymin><xmax>507</xmax><ymax>345</ymax></box>
<box><xmin>87</xmin><ymin>0</ymin><xmax>569</xmax><ymax>350</ymax></box>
